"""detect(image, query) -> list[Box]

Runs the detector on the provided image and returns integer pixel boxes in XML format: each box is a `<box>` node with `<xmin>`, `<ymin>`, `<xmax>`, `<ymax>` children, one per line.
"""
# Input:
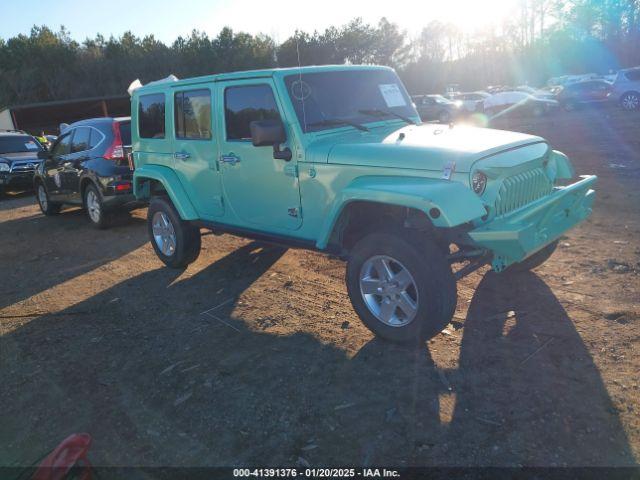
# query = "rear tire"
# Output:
<box><xmin>620</xmin><ymin>91</ymin><xmax>640</xmax><ymax>111</ymax></box>
<box><xmin>84</xmin><ymin>183</ymin><xmax>110</xmax><ymax>229</ymax></box>
<box><xmin>346</xmin><ymin>231</ymin><xmax>457</xmax><ymax>344</ymax></box>
<box><xmin>438</xmin><ymin>110</ymin><xmax>451</xmax><ymax>123</ymax></box>
<box><xmin>36</xmin><ymin>182</ymin><xmax>61</xmax><ymax>216</ymax></box>
<box><xmin>147</xmin><ymin>196</ymin><xmax>201</xmax><ymax>269</ymax></box>
<box><xmin>505</xmin><ymin>240</ymin><xmax>559</xmax><ymax>273</ymax></box>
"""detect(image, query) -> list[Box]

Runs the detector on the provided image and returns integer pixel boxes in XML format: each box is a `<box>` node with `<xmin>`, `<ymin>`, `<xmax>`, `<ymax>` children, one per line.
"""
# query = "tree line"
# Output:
<box><xmin>1</xmin><ymin>0</ymin><xmax>639</xmax><ymax>107</ymax></box>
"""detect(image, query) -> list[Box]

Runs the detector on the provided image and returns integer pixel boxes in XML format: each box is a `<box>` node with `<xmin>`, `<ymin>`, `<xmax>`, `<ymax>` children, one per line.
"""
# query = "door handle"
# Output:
<box><xmin>174</xmin><ymin>151</ymin><xmax>190</xmax><ymax>161</ymax></box>
<box><xmin>220</xmin><ymin>154</ymin><xmax>240</xmax><ymax>165</ymax></box>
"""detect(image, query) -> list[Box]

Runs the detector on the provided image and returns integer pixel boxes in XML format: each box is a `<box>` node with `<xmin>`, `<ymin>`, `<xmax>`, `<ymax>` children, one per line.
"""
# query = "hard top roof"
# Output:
<box><xmin>134</xmin><ymin>64</ymin><xmax>394</xmax><ymax>93</ymax></box>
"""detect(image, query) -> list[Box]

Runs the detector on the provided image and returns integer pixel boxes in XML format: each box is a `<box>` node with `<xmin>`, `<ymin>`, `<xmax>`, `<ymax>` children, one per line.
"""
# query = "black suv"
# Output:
<box><xmin>0</xmin><ymin>130</ymin><xmax>44</xmax><ymax>196</ymax></box>
<box><xmin>34</xmin><ymin>117</ymin><xmax>136</xmax><ymax>228</ymax></box>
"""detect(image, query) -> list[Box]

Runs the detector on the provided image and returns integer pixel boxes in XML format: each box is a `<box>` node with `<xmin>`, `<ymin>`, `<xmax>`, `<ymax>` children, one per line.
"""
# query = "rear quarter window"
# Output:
<box><xmin>138</xmin><ymin>94</ymin><xmax>166</xmax><ymax>139</ymax></box>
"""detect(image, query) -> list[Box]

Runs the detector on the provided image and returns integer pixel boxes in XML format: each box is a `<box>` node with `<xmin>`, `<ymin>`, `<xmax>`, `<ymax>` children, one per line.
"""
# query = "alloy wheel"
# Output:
<box><xmin>152</xmin><ymin>211</ymin><xmax>177</xmax><ymax>257</ymax></box>
<box><xmin>359</xmin><ymin>255</ymin><xmax>419</xmax><ymax>327</ymax></box>
<box><xmin>38</xmin><ymin>185</ymin><xmax>48</xmax><ymax>211</ymax></box>
<box><xmin>86</xmin><ymin>190</ymin><xmax>101</xmax><ymax>223</ymax></box>
<box><xmin>622</xmin><ymin>93</ymin><xmax>639</xmax><ymax>111</ymax></box>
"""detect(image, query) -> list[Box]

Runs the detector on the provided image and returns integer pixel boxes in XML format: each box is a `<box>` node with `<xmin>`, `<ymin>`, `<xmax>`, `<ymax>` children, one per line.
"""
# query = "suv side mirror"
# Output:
<box><xmin>250</xmin><ymin>119</ymin><xmax>292</xmax><ymax>161</ymax></box>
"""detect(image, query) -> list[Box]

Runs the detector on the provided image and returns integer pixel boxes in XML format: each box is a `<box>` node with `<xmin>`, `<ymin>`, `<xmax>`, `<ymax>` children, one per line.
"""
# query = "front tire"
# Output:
<box><xmin>438</xmin><ymin>110</ymin><xmax>451</xmax><ymax>123</ymax></box>
<box><xmin>147</xmin><ymin>196</ymin><xmax>201</xmax><ymax>269</ymax></box>
<box><xmin>346</xmin><ymin>232</ymin><xmax>457</xmax><ymax>344</ymax></box>
<box><xmin>505</xmin><ymin>240</ymin><xmax>559</xmax><ymax>273</ymax></box>
<box><xmin>36</xmin><ymin>182</ymin><xmax>61</xmax><ymax>215</ymax></box>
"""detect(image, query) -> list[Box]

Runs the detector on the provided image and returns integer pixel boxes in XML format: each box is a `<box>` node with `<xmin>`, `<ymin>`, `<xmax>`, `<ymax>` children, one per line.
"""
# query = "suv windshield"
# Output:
<box><xmin>284</xmin><ymin>69</ymin><xmax>418</xmax><ymax>133</ymax></box>
<box><xmin>0</xmin><ymin>135</ymin><xmax>43</xmax><ymax>154</ymax></box>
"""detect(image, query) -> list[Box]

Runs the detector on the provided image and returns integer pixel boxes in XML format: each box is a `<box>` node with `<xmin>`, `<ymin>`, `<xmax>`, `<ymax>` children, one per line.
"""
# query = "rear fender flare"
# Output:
<box><xmin>133</xmin><ymin>164</ymin><xmax>198</xmax><ymax>220</ymax></box>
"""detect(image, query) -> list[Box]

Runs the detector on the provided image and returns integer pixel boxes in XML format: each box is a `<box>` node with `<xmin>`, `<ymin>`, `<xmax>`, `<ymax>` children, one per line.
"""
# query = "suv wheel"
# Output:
<box><xmin>84</xmin><ymin>184</ymin><xmax>109</xmax><ymax>229</ymax></box>
<box><xmin>505</xmin><ymin>240</ymin><xmax>559</xmax><ymax>273</ymax></box>
<box><xmin>36</xmin><ymin>182</ymin><xmax>61</xmax><ymax>215</ymax></box>
<box><xmin>148</xmin><ymin>196</ymin><xmax>201</xmax><ymax>269</ymax></box>
<box><xmin>346</xmin><ymin>232</ymin><xmax>457</xmax><ymax>344</ymax></box>
<box><xmin>620</xmin><ymin>92</ymin><xmax>640</xmax><ymax>111</ymax></box>
<box><xmin>438</xmin><ymin>110</ymin><xmax>451</xmax><ymax>123</ymax></box>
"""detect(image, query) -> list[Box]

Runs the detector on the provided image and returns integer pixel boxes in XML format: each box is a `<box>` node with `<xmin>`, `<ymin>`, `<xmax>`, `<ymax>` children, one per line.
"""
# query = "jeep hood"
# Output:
<box><xmin>307</xmin><ymin>123</ymin><xmax>547</xmax><ymax>173</ymax></box>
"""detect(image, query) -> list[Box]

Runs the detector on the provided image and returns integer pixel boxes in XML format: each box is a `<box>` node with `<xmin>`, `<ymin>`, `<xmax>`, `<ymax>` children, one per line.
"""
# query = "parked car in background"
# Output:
<box><xmin>34</xmin><ymin>117</ymin><xmax>136</xmax><ymax>228</ymax></box>
<box><xmin>515</xmin><ymin>85</ymin><xmax>557</xmax><ymax>101</ymax></box>
<box><xmin>0</xmin><ymin>130</ymin><xmax>44</xmax><ymax>197</ymax></box>
<box><xmin>448</xmin><ymin>92</ymin><xmax>490</xmax><ymax>113</ymax></box>
<box><xmin>611</xmin><ymin>67</ymin><xmax>640</xmax><ymax>111</ymax></box>
<box><xmin>555</xmin><ymin>79</ymin><xmax>613</xmax><ymax>111</ymax></box>
<box><xmin>412</xmin><ymin>94</ymin><xmax>462</xmax><ymax>123</ymax></box>
<box><xmin>483</xmin><ymin>90</ymin><xmax>559</xmax><ymax>116</ymax></box>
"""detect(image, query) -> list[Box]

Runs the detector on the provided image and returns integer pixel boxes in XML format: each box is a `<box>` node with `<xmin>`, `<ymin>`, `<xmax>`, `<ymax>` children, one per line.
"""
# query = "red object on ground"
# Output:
<box><xmin>31</xmin><ymin>433</ymin><xmax>92</xmax><ymax>480</ymax></box>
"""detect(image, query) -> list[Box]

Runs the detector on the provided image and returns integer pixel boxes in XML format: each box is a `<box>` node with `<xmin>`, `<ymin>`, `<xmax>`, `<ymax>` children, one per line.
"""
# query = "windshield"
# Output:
<box><xmin>0</xmin><ymin>135</ymin><xmax>43</xmax><ymax>154</ymax></box>
<box><xmin>429</xmin><ymin>95</ymin><xmax>454</xmax><ymax>105</ymax></box>
<box><xmin>284</xmin><ymin>69</ymin><xmax>418</xmax><ymax>133</ymax></box>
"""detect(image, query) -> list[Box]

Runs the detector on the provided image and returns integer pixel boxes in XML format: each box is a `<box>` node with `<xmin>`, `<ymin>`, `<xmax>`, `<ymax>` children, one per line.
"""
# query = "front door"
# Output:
<box><xmin>171</xmin><ymin>87</ymin><xmax>224</xmax><ymax>218</ymax></box>
<box><xmin>45</xmin><ymin>130</ymin><xmax>73</xmax><ymax>201</ymax></box>
<box><xmin>217</xmin><ymin>80</ymin><xmax>301</xmax><ymax>231</ymax></box>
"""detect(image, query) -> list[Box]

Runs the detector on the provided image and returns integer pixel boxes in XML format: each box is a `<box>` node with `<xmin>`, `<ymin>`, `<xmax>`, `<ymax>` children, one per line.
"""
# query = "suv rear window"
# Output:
<box><xmin>224</xmin><ymin>85</ymin><xmax>280</xmax><ymax>140</ymax></box>
<box><xmin>71</xmin><ymin>127</ymin><xmax>91</xmax><ymax>153</ymax></box>
<box><xmin>118</xmin><ymin>121</ymin><xmax>132</xmax><ymax>145</ymax></box>
<box><xmin>138</xmin><ymin>94</ymin><xmax>165</xmax><ymax>139</ymax></box>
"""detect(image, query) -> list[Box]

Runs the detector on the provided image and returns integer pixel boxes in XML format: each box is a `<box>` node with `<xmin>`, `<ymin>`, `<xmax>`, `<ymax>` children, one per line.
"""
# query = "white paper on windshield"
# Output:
<box><xmin>379</xmin><ymin>84</ymin><xmax>406</xmax><ymax>108</ymax></box>
<box><xmin>25</xmin><ymin>141</ymin><xmax>38</xmax><ymax>150</ymax></box>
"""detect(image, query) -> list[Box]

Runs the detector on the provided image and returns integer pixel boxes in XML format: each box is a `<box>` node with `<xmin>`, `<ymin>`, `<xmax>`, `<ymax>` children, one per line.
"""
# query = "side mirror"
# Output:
<box><xmin>250</xmin><ymin>119</ymin><xmax>292</xmax><ymax>161</ymax></box>
<box><xmin>37</xmin><ymin>150</ymin><xmax>51</xmax><ymax>160</ymax></box>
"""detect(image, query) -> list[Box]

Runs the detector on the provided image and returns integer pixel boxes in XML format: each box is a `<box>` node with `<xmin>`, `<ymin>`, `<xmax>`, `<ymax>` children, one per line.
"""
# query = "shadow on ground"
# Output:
<box><xmin>0</xmin><ymin>243</ymin><xmax>635</xmax><ymax>467</ymax></box>
<box><xmin>0</xmin><ymin>200</ymin><xmax>146</xmax><ymax>310</ymax></box>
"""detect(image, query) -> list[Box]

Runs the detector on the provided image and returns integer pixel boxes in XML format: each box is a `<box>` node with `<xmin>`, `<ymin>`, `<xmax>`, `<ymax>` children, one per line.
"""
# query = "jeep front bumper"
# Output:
<box><xmin>468</xmin><ymin>175</ymin><xmax>597</xmax><ymax>271</ymax></box>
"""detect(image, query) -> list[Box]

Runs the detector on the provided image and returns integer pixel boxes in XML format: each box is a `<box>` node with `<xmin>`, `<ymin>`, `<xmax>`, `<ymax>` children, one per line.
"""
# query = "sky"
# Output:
<box><xmin>1</xmin><ymin>0</ymin><xmax>519</xmax><ymax>44</ymax></box>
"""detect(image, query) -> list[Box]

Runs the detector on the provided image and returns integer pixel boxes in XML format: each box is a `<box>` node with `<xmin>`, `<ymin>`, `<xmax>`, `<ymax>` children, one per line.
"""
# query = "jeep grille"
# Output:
<box><xmin>493</xmin><ymin>168</ymin><xmax>553</xmax><ymax>217</ymax></box>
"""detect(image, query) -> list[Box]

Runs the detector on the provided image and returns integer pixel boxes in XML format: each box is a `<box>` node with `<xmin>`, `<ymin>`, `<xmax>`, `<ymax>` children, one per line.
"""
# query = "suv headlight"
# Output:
<box><xmin>471</xmin><ymin>171</ymin><xmax>487</xmax><ymax>195</ymax></box>
<box><xmin>0</xmin><ymin>163</ymin><xmax>10</xmax><ymax>172</ymax></box>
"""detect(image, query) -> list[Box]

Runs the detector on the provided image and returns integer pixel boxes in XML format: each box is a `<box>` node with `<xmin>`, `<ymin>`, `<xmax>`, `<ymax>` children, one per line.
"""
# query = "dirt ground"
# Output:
<box><xmin>1</xmin><ymin>106</ymin><xmax>639</xmax><ymax>470</ymax></box>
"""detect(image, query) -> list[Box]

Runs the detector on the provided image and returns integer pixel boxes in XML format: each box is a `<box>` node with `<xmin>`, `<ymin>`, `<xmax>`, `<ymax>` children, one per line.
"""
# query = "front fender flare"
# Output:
<box><xmin>316</xmin><ymin>176</ymin><xmax>486</xmax><ymax>249</ymax></box>
<box><xmin>133</xmin><ymin>164</ymin><xmax>198</xmax><ymax>220</ymax></box>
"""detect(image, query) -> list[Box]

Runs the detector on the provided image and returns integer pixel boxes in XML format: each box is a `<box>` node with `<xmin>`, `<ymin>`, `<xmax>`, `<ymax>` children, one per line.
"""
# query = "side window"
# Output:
<box><xmin>89</xmin><ymin>128</ymin><xmax>103</xmax><ymax>149</ymax></box>
<box><xmin>71</xmin><ymin>127</ymin><xmax>91</xmax><ymax>153</ymax></box>
<box><xmin>175</xmin><ymin>89</ymin><xmax>212</xmax><ymax>140</ymax></box>
<box><xmin>52</xmin><ymin>132</ymin><xmax>72</xmax><ymax>156</ymax></box>
<box><xmin>625</xmin><ymin>70</ymin><xmax>640</xmax><ymax>81</ymax></box>
<box><xmin>139</xmin><ymin>93</ymin><xmax>166</xmax><ymax>139</ymax></box>
<box><xmin>224</xmin><ymin>85</ymin><xmax>280</xmax><ymax>141</ymax></box>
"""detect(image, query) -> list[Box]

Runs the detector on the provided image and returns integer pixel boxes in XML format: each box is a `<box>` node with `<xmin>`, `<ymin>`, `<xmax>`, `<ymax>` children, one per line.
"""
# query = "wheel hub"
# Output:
<box><xmin>152</xmin><ymin>211</ymin><xmax>177</xmax><ymax>257</ymax></box>
<box><xmin>359</xmin><ymin>255</ymin><xmax>419</xmax><ymax>327</ymax></box>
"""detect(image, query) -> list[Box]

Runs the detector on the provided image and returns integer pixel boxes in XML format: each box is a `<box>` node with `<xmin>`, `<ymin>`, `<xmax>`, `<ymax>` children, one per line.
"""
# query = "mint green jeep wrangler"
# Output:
<box><xmin>132</xmin><ymin>65</ymin><xmax>596</xmax><ymax>343</ymax></box>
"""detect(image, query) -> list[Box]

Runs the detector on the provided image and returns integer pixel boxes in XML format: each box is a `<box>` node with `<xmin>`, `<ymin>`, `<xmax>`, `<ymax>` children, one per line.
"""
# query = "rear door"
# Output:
<box><xmin>62</xmin><ymin>126</ymin><xmax>92</xmax><ymax>203</ymax></box>
<box><xmin>217</xmin><ymin>80</ymin><xmax>301</xmax><ymax>231</ymax></box>
<box><xmin>171</xmin><ymin>86</ymin><xmax>224</xmax><ymax>218</ymax></box>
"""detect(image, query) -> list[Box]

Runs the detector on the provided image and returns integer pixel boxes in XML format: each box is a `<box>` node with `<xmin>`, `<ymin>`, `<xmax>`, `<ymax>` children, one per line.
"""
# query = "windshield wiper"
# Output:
<box><xmin>307</xmin><ymin>118</ymin><xmax>369</xmax><ymax>132</ymax></box>
<box><xmin>358</xmin><ymin>108</ymin><xmax>417</xmax><ymax>126</ymax></box>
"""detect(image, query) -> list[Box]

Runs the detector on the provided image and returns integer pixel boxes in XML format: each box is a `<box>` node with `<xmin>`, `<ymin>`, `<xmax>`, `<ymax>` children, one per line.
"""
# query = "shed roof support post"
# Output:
<box><xmin>101</xmin><ymin>100</ymin><xmax>108</xmax><ymax>117</ymax></box>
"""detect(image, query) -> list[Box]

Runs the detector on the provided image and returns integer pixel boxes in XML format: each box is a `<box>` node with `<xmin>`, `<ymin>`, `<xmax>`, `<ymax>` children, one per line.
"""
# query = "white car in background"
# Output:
<box><xmin>483</xmin><ymin>90</ymin><xmax>559</xmax><ymax>116</ymax></box>
<box><xmin>448</xmin><ymin>91</ymin><xmax>491</xmax><ymax>112</ymax></box>
<box><xmin>610</xmin><ymin>66</ymin><xmax>640</xmax><ymax>110</ymax></box>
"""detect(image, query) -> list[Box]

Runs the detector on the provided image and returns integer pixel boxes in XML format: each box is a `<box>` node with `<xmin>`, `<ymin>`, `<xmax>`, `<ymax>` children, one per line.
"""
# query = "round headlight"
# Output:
<box><xmin>472</xmin><ymin>171</ymin><xmax>487</xmax><ymax>195</ymax></box>
<box><xmin>0</xmin><ymin>163</ymin><xmax>10</xmax><ymax>172</ymax></box>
